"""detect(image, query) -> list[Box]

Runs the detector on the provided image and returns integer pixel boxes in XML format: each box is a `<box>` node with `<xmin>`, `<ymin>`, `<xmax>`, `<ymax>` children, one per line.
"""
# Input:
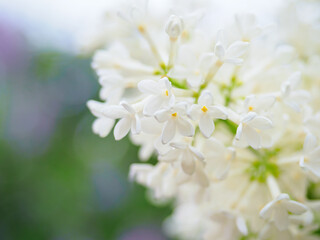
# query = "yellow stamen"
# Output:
<box><xmin>138</xmin><ymin>25</ymin><xmax>145</xmax><ymax>33</ymax></box>
<box><xmin>226</xmin><ymin>153</ymin><xmax>232</xmax><ymax>161</ymax></box>
<box><xmin>201</xmin><ymin>106</ymin><xmax>208</xmax><ymax>113</ymax></box>
<box><xmin>248</xmin><ymin>106</ymin><xmax>254</xmax><ymax>111</ymax></box>
<box><xmin>172</xmin><ymin>112</ymin><xmax>177</xmax><ymax>117</ymax></box>
<box><xmin>165</xmin><ymin>90</ymin><xmax>169</xmax><ymax>96</ymax></box>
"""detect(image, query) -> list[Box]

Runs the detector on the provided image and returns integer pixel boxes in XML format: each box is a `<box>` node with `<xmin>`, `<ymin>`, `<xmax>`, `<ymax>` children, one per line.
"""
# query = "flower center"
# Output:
<box><xmin>201</xmin><ymin>106</ymin><xmax>208</xmax><ymax>113</ymax></box>
<box><xmin>165</xmin><ymin>90</ymin><xmax>169</xmax><ymax>96</ymax></box>
<box><xmin>248</xmin><ymin>106</ymin><xmax>254</xmax><ymax>111</ymax></box>
<box><xmin>172</xmin><ymin>112</ymin><xmax>177</xmax><ymax>117</ymax></box>
<box><xmin>138</xmin><ymin>24</ymin><xmax>145</xmax><ymax>33</ymax></box>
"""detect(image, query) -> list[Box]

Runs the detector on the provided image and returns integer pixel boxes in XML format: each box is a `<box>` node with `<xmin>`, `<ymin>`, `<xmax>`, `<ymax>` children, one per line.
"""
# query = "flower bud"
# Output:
<box><xmin>165</xmin><ymin>15</ymin><xmax>184</xmax><ymax>39</ymax></box>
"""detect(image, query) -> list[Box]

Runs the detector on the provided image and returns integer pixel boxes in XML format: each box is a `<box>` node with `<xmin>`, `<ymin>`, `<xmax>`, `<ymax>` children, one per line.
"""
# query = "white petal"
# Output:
<box><xmin>241</xmin><ymin>112</ymin><xmax>257</xmax><ymax>123</ymax></box>
<box><xmin>214</xmin><ymin>42</ymin><xmax>225</xmax><ymax>60</ymax></box>
<box><xmin>260</xmin><ymin>132</ymin><xmax>273</xmax><ymax>148</ymax></box>
<box><xmin>129</xmin><ymin>163</ymin><xmax>153</xmax><ymax>181</ymax></box>
<box><xmin>92</xmin><ymin>118</ymin><xmax>115</xmax><ymax>138</ymax></box>
<box><xmin>187</xmin><ymin>74</ymin><xmax>202</xmax><ymax>88</ymax></box>
<box><xmin>161</xmin><ymin>120</ymin><xmax>176</xmax><ymax>144</ymax></box>
<box><xmin>249</xmin><ymin>116</ymin><xmax>273</xmax><ymax>130</ymax></box>
<box><xmin>225</xmin><ymin>41</ymin><xmax>249</xmax><ymax>58</ymax></box>
<box><xmin>208</xmin><ymin>106</ymin><xmax>228</xmax><ymax>119</ymax></box>
<box><xmin>101</xmin><ymin>105</ymin><xmax>128</xmax><ymax>119</ymax></box>
<box><xmin>159</xmin><ymin>149</ymin><xmax>180</xmax><ymax>162</ymax></box>
<box><xmin>154</xmin><ymin>109</ymin><xmax>171</xmax><ymax>122</ymax></box>
<box><xmin>120</xmin><ymin>101</ymin><xmax>135</xmax><ymax>114</ymax></box>
<box><xmin>199</xmin><ymin>115</ymin><xmax>214</xmax><ymax>138</ymax></box>
<box><xmin>244</xmin><ymin>125</ymin><xmax>260</xmax><ymax>149</ymax></box>
<box><xmin>236</xmin><ymin>217</ymin><xmax>248</xmax><ymax>236</ymax></box>
<box><xmin>274</xmin><ymin>208</ymin><xmax>289</xmax><ymax>231</ymax></box>
<box><xmin>170</xmin><ymin>142</ymin><xmax>187</xmax><ymax>149</ymax></box>
<box><xmin>285</xmin><ymin>201</ymin><xmax>307</xmax><ymax>214</ymax></box>
<box><xmin>138</xmin><ymin>79</ymin><xmax>159</xmax><ymax>94</ymax></box>
<box><xmin>87</xmin><ymin>100</ymin><xmax>107</xmax><ymax>118</ymax></box>
<box><xmin>287</xmin><ymin>72</ymin><xmax>302</xmax><ymax>89</ymax></box>
<box><xmin>189</xmin><ymin>146</ymin><xmax>205</xmax><ymax>161</ymax></box>
<box><xmin>194</xmin><ymin>166</ymin><xmax>209</xmax><ymax>187</ymax></box>
<box><xmin>199</xmin><ymin>53</ymin><xmax>215</xmax><ymax>72</ymax></box>
<box><xmin>310</xmin><ymin>147</ymin><xmax>320</xmax><ymax>161</ymax></box>
<box><xmin>260</xmin><ymin>201</ymin><xmax>275</xmax><ymax>219</ymax></box>
<box><xmin>305</xmin><ymin>161</ymin><xmax>320</xmax><ymax>178</ymax></box>
<box><xmin>188</xmin><ymin>104</ymin><xmax>201</xmax><ymax>120</ymax></box>
<box><xmin>198</xmin><ymin>91</ymin><xmax>213</xmax><ymax>106</ymax></box>
<box><xmin>143</xmin><ymin>95</ymin><xmax>164</xmax><ymax>116</ymax></box>
<box><xmin>177</xmin><ymin>117</ymin><xmax>194</xmax><ymax>137</ymax></box>
<box><xmin>114</xmin><ymin>117</ymin><xmax>131</xmax><ymax>140</ymax></box>
<box><xmin>131</xmin><ymin>115</ymin><xmax>141</xmax><ymax>134</ymax></box>
<box><xmin>139</xmin><ymin>143</ymin><xmax>154</xmax><ymax>161</ymax></box>
<box><xmin>235</xmin><ymin>123</ymin><xmax>243</xmax><ymax>140</ymax></box>
<box><xmin>160</xmin><ymin>77</ymin><xmax>172</xmax><ymax>90</ymax></box>
<box><xmin>304</xmin><ymin>134</ymin><xmax>317</xmax><ymax>153</ymax></box>
<box><xmin>181</xmin><ymin>151</ymin><xmax>195</xmax><ymax>175</ymax></box>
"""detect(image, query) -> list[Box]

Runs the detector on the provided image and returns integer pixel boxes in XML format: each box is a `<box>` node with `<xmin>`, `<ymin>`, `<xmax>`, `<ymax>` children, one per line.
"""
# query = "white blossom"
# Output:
<box><xmin>138</xmin><ymin>77</ymin><xmax>175</xmax><ymax>116</ymax></box>
<box><xmin>85</xmin><ymin>1</ymin><xmax>320</xmax><ymax>239</ymax></box>
<box><xmin>189</xmin><ymin>91</ymin><xmax>227</xmax><ymax>138</ymax></box>
<box><xmin>214</xmin><ymin>30</ymin><xmax>249</xmax><ymax>65</ymax></box>
<box><xmin>260</xmin><ymin>193</ymin><xmax>307</xmax><ymax>231</ymax></box>
<box><xmin>235</xmin><ymin>112</ymin><xmax>273</xmax><ymax>149</ymax></box>
<box><xmin>155</xmin><ymin>102</ymin><xmax>194</xmax><ymax>144</ymax></box>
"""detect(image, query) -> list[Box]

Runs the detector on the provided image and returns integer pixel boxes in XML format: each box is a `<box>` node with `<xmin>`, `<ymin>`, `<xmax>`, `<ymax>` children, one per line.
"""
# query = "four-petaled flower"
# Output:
<box><xmin>138</xmin><ymin>77</ymin><xmax>175</xmax><ymax>116</ymax></box>
<box><xmin>155</xmin><ymin>102</ymin><xmax>194</xmax><ymax>144</ymax></box>
<box><xmin>189</xmin><ymin>91</ymin><xmax>228</xmax><ymax>138</ymax></box>
<box><xmin>235</xmin><ymin>112</ymin><xmax>273</xmax><ymax>149</ymax></box>
<box><xmin>260</xmin><ymin>193</ymin><xmax>307</xmax><ymax>231</ymax></box>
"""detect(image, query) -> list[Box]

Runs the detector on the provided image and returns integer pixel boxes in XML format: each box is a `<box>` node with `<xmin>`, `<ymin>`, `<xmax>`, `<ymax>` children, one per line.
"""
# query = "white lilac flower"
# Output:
<box><xmin>260</xmin><ymin>193</ymin><xmax>308</xmax><ymax>231</ymax></box>
<box><xmin>88</xmin><ymin>101</ymin><xmax>141</xmax><ymax>140</ymax></box>
<box><xmin>159</xmin><ymin>142</ymin><xmax>205</xmax><ymax>175</ymax></box>
<box><xmin>243</xmin><ymin>94</ymin><xmax>276</xmax><ymax>114</ymax></box>
<box><xmin>87</xmin><ymin>100</ymin><xmax>115</xmax><ymax>138</ymax></box>
<box><xmin>235</xmin><ymin>112</ymin><xmax>273</xmax><ymax>149</ymax></box>
<box><xmin>189</xmin><ymin>91</ymin><xmax>227</xmax><ymax>138</ymax></box>
<box><xmin>214</xmin><ymin>30</ymin><xmax>249</xmax><ymax>65</ymax></box>
<box><xmin>86</xmin><ymin>1</ymin><xmax>320</xmax><ymax>239</ymax></box>
<box><xmin>300</xmin><ymin>134</ymin><xmax>320</xmax><ymax>178</ymax></box>
<box><xmin>155</xmin><ymin>102</ymin><xmax>194</xmax><ymax>144</ymax></box>
<box><xmin>95</xmin><ymin>69</ymin><xmax>125</xmax><ymax>102</ymax></box>
<box><xmin>138</xmin><ymin>77</ymin><xmax>175</xmax><ymax>116</ymax></box>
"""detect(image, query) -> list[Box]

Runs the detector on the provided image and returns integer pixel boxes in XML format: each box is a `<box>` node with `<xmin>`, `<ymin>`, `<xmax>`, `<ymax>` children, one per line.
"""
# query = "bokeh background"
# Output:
<box><xmin>0</xmin><ymin>1</ymin><xmax>173</xmax><ymax>239</ymax></box>
<box><xmin>1</xmin><ymin>0</ymin><xmax>320</xmax><ymax>239</ymax></box>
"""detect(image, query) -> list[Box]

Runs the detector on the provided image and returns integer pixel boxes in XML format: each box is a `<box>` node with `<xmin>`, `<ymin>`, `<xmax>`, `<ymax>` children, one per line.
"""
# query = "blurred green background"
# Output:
<box><xmin>0</xmin><ymin>22</ymin><xmax>173</xmax><ymax>240</ymax></box>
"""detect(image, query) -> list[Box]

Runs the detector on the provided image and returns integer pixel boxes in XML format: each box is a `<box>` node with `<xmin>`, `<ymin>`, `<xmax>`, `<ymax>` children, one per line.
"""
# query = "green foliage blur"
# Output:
<box><xmin>0</xmin><ymin>28</ymin><xmax>173</xmax><ymax>239</ymax></box>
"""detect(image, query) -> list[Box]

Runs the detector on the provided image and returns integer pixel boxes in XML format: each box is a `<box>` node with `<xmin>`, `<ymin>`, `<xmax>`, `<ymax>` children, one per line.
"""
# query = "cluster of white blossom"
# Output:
<box><xmin>86</xmin><ymin>0</ymin><xmax>320</xmax><ymax>239</ymax></box>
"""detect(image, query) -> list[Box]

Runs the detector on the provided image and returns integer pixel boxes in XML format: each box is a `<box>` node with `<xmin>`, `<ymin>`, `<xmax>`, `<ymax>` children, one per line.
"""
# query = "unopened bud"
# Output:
<box><xmin>165</xmin><ymin>15</ymin><xmax>184</xmax><ymax>40</ymax></box>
